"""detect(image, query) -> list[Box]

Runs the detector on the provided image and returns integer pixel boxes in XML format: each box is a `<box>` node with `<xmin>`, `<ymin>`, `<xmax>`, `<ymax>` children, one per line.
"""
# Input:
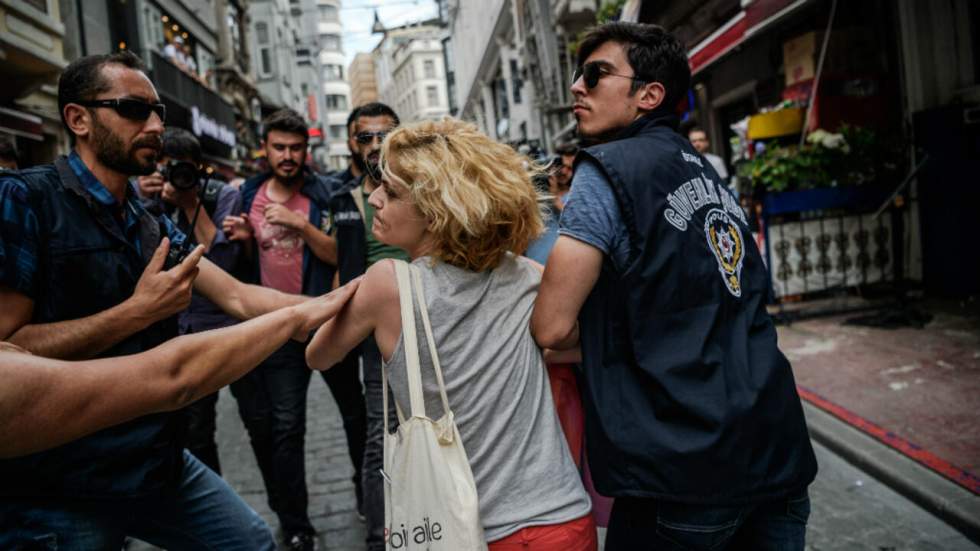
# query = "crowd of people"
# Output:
<box><xmin>0</xmin><ymin>21</ymin><xmax>817</xmax><ymax>551</ymax></box>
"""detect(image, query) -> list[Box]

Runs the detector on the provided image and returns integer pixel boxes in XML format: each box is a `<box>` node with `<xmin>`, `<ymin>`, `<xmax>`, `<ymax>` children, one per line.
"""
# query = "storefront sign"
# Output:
<box><xmin>192</xmin><ymin>106</ymin><xmax>236</xmax><ymax>148</ymax></box>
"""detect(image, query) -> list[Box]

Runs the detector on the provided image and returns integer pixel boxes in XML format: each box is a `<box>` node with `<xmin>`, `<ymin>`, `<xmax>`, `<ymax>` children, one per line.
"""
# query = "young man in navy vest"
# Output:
<box><xmin>0</xmin><ymin>52</ymin><xmax>322</xmax><ymax>550</ymax></box>
<box><xmin>531</xmin><ymin>23</ymin><xmax>818</xmax><ymax>550</ymax></box>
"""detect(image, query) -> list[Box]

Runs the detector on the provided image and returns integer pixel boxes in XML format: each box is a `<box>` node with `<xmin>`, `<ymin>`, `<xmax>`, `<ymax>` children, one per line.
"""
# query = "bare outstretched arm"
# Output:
<box><xmin>0</xmin><ymin>280</ymin><xmax>358</xmax><ymax>459</ymax></box>
<box><xmin>1</xmin><ymin>239</ymin><xmax>205</xmax><ymax>360</ymax></box>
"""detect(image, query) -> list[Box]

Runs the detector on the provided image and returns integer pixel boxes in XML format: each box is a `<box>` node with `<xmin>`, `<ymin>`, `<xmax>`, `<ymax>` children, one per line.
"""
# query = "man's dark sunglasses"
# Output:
<box><xmin>76</xmin><ymin>98</ymin><xmax>167</xmax><ymax>123</ymax></box>
<box><xmin>572</xmin><ymin>61</ymin><xmax>645</xmax><ymax>89</ymax></box>
<box><xmin>354</xmin><ymin>131</ymin><xmax>387</xmax><ymax>145</ymax></box>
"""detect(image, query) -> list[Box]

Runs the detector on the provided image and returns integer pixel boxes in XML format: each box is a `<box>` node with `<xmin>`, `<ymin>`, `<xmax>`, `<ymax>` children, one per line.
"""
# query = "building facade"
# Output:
<box><xmin>442</xmin><ymin>0</ymin><xmax>542</xmax><ymax>147</ymax></box>
<box><xmin>316</xmin><ymin>0</ymin><xmax>351</xmax><ymax>171</ymax></box>
<box><xmin>349</xmin><ymin>52</ymin><xmax>378</xmax><ymax>109</ymax></box>
<box><xmin>372</xmin><ymin>19</ymin><xmax>449</xmax><ymax>123</ymax></box>
<box><xmin>291</xmin><ymin>0</ymin><xmax>327</xmax><ymax>165</ymax></box>
<box><xmin>249</xmin><ymin>0</ymin><xmax>303</xmax><ymax>113</ymax></box>
<box><xmin>137</xmin><ymin>0</ymin><xmax>238</xmax><ymax>174</ymax></box>
<box><xmin>522</xmin><ymin>0</ymin><xmax>599</xmax><ymax>148</ymax></box>
<box><xmin>1</xmin><ymin>0</ymin><xmax>70</xmax><ymax>167</ymax></box>
<box><xmin>213</xmin><ymin>0</ymin><xmax>264</xmax><ymax>175</ymax></box>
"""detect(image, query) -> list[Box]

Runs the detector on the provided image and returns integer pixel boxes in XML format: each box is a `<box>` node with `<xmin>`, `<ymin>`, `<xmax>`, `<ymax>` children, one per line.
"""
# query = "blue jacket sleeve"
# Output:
<box><xmin>0</xmin><ymin>176</ymin><xmax>41</xmax><ymax>298</ymax></box>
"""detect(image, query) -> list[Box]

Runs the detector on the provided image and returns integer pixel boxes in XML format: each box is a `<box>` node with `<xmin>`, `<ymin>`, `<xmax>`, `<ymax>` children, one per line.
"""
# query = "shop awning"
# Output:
<box><xmin>0</xmin><ymin>106</ymin><xmax>44</xmax><ymax>141</ymax></box>
<box><xmin>688</xmin><ymin>0</ymin><xmax>815</xmax><ymax>75</ymax></box>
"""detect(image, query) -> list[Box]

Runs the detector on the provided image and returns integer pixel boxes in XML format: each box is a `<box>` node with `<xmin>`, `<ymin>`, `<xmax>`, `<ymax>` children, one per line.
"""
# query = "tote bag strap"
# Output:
<box><xmin>383</xmin><ymin>261</ymin><xmax>414</xmax><ymax>436</ymax></box>
<box><xmin>393</xmin><ymin>260</ymin><xmax>427</xmax><ymax>419</ymax></box>
<box><xmin>409</xmin><ymin>264</ymin><xmax>452</xmax><ymax>416</ymax></box>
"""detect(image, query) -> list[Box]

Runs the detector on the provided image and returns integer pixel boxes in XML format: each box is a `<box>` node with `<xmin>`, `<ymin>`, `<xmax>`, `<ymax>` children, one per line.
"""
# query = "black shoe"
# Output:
<box><xmin>286</xmin><ymin>533</ymin><xmax>317</xmax><ymax>551</ymax></box>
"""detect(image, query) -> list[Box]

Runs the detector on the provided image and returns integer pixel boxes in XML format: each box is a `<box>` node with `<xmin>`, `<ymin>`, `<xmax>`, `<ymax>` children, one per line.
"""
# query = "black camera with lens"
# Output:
<box><xmin>161</xmin><ymin>159</ymin><xmax>201</xmax><ymax>190</ymax></box>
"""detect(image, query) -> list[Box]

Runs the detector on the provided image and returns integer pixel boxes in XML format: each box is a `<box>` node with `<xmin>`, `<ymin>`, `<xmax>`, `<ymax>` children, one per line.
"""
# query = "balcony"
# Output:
<box><xmin>149</xmin><ymin>51</ymin><xmax>237</xmax><ymax>156</ymax></box>
<box><xmin>0</xmin><ymin>0</ymin><xmax>67</xmax><ymax>101</ymax></box>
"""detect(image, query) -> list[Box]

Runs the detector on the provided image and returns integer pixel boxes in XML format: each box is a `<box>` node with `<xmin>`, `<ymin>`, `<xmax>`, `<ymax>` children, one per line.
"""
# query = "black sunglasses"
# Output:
<box><xmin>354</xmin><ymin>131</ymin><xmax>387</xmax><ymax>145</ymax></box>
<box><xmin>572</xmin><ymin>61</ymin><xmax>645</xmax><ymax>89</ymax></box>
<box><xmin>76</xmin><ymin>98</ymin><xmax>167</xmax><ymax>123</ymax></box>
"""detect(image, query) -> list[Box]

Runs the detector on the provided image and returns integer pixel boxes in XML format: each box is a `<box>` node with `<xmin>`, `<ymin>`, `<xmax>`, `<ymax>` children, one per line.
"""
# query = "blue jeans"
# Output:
<box><xmin>605</xmin><ymin>490</ymin><xmax>810</xmax><ymax>551</ymax></box>
<box><xmin>0</xmin><ymin>450</ymin><xmax>275</xmax><ymax>550</ymax></box>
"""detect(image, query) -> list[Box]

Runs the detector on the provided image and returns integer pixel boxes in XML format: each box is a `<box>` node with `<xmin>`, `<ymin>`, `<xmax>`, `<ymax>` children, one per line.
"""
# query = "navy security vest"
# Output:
<box><xmin>576</xmin><ymin>114</ymin><xmax>817</xmax><ymax>504</ymax></box>
<box><xmin>0</xmin><ymin>158</ymin><xmax>184</xmax><ymax>499</ymax></box>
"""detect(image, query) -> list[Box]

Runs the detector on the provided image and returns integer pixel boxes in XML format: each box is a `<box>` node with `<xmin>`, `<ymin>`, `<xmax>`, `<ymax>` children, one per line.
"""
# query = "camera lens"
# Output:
<box><xmin>168</xmin><ymin>161</ymin><xmax>199</xmax><ymax>190</ymax></box>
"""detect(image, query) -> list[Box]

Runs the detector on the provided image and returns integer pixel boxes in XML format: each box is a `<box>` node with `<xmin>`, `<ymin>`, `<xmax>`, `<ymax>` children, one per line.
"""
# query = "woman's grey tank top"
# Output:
<box><xmin>385</xmin><ymin>254</ymin><xmax>592</xmax><ymax>541</ymax></box>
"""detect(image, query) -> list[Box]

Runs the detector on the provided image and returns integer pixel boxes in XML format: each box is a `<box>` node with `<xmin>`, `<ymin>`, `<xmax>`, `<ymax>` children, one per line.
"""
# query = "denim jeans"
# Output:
<box><xmin>361</xmin><ymin>336</ymin><xmax>387</xmax><ymax>551</ymax></box>
<box><xmin>0</xmin><ymin>450</ymin><xmax>274</xmax><ymax>550</ymax></box>
<box><xmin>319</xmin><ymin>348</ymin><xmax>368</xmax><ymax>509</ymax></box>
<box><xmin>604</xmin><ymin>490</ymin><xmax>810</xmax><ymax>551</ymax></box>
<box><xmin>231</xmin><ymin>340</ymin><xmax>366</xmax><ymax>538</ymax></box>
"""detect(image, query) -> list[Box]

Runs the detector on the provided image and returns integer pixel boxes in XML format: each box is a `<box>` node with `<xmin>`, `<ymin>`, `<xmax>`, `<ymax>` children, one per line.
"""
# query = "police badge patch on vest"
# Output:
<box><xmin>662</xmin><ymin>168</ymin><xmax>749</xmax><ymax>297</ymax></box>
<box><xmin>704</xmin><ymin>209</ymin><xmax>745</xmax><ymax>297</ymax></box>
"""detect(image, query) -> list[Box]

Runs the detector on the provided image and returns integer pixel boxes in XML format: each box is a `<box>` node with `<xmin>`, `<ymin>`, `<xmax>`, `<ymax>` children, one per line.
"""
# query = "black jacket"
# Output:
<box><xmin>0</xmin><ymin>157</ymin><xmax>183</xmax><ymax>499</ymax></box>
<box><xmin>576</xmin><ymin>113</ymin><xmax>817</xmax><ymax>504</ymax></box>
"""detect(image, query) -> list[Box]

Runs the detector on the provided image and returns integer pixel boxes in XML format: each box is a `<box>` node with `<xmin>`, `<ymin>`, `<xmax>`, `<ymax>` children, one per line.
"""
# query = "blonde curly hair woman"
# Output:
<box><xmin>306</xmin><ymin>119</ymin><xmax>596</xmax><ymax>550</ymax></box>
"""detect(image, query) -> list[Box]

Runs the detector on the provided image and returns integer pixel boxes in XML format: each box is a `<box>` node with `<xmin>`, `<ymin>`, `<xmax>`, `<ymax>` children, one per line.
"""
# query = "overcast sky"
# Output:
<box><xmin>341</xmin><ymin>0</ymin><xmax>439</xmax><ymax>67</ymax></box>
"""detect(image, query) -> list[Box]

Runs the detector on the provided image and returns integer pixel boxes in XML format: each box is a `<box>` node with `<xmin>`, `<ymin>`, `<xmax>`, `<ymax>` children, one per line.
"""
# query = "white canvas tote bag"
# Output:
<box><xmin>382</xmin><ymin>260</ymin><xmax>487</xmax><ymax>551</ymax></box>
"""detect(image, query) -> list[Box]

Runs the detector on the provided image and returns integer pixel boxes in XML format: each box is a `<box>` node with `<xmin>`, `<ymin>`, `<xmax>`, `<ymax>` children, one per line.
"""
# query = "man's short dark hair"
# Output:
<box><xmin>576</xmin><ymin>22</ymin><xmax>691</xmax><ymax>112</ymax></box>
<box><xmin>347</xmin><ymin>102</ymin><xmax>400</xmax><ymax>133</ymax></box>
<box><xmin>262</xmin><ymin>109</ymin><xmax>308</xmax><ymax>142</ymax></box>
<box><xmin>0</xmin><ymin>139</ymin><xmax>18</xmax><ymax>164</ymax></box>
<box><xmin>162</xmin><ymin>127</ymin><xmax>202</xmax><ymax>164</ymax></box>
<box><xmin>57</xmin><ymin>51</ymin><xmax>147</xmax><ymax>144</ymax></box>
<box><xmin>688</xmin><ymin>126</ymin><xmax>706</xmax><ymax>136</ymax></box>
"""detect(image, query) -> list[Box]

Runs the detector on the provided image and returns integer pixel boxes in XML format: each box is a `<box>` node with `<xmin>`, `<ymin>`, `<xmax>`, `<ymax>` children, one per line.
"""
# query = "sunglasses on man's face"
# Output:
<box><xmin>572</xmin><ymin>61</ymin><xmax>645</xmax><ymax>89</ymax></box>
<box><xmin>354</xmin><ymin>131</ymin><xmax>388</xmax><ymax>145</ymax></box>
<box><xmin>76</xmin><ymin>98</ymin><xmax>167</xmax><ymax>123</ymax></box>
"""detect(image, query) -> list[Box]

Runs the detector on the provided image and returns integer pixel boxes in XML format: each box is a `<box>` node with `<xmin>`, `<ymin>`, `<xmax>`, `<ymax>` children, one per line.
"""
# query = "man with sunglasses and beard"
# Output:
<box><xmin>531</xmin><ymin>23</ymin><xmax>817</xmax><ymax>550</ymax></box>
<box><xmin>221</xmin><ymin>109</ymin><xmax>367</xmax><ymax>551</ymax></box>
<box><xmin>0</xmin><ymin>52</ymin><xmax>346</xmax><ymax>549</ymax></box>
<box><xmin>315</xmin><ymin>101</ymin><xmax>404</xmax><ymax>551</ymax></box>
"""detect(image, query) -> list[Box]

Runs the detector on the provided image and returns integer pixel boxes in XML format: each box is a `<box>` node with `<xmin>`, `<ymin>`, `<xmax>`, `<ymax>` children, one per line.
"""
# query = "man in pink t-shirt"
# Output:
<box><xmin>223</xmin><ymin>109</ymin><xmax>367</xmax><ymax>551</ymax></box>
<box><xmin>247</xmin><ymin>179</ymin><xmax>309</xmax><ymax>295</ymax></box>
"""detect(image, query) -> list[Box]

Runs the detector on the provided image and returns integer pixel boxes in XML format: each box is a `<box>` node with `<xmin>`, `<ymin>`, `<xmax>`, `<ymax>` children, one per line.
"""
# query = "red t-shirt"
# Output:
<box><xmin>248</xmin><ymin>181</ymin><xmax>310</xmax><ymax>294</ymax></box>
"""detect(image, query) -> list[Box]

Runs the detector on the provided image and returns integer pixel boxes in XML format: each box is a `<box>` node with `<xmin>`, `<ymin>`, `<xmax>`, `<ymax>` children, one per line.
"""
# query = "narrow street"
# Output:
<box><xmin>137</xmin><ymin>372</ymin><xmax>976</xmax><ymax>550</ymax></box>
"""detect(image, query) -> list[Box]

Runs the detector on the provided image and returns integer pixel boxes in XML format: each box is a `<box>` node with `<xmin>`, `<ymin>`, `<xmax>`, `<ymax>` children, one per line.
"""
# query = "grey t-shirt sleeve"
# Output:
<box><xmin>557</xmin><ymin>159</ymin><xmax>629</xmax><ymax>269</ymax></box>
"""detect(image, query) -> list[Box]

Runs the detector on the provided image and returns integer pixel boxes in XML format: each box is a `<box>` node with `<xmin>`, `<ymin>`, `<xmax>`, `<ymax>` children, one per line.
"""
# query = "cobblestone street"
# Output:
<box><xmin>215</xmin><ymin>376</ymin><xmax>366</xmax><ymax>551</ymax></box>
<box><xmin>186</xmin><ymin>373</ymin><xmax>977</xmax><ymax>551</ymax></box>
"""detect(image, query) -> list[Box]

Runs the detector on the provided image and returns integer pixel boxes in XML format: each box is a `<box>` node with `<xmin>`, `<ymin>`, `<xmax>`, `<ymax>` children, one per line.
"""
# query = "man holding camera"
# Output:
<box><xmin>0</xmin><ymin>52</ymin><xmax>333</xmax><ymax>549</ymax></box>
<box><xmin>136</xmin><ymin>127</ymin><xmax>245</xmax><ymax>474</ymax></box>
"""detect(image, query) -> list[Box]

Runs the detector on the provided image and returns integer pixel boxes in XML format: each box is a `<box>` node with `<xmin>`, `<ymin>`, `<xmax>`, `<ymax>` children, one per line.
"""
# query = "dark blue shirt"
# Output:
<box><xmin>0</xmin><ymin>151</ymin><xmax>186</xmax><ymax>300</ymax></box>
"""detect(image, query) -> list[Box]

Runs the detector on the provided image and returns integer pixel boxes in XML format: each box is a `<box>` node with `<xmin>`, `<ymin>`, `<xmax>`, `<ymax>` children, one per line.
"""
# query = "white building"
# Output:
<box><xmin>317</xmin><ymin>0</ymin><xmax>352</xmax><ymax>171</ymax></box>
<box><xmin>372</xmin><ymin>19</ymin><xmax>449</xmax><ymax>123</ymax></box>
<box><xmin>249</xmin><ymin>0</ymin><xmax>306</xmax><ymax>115</ymax></box>
<box><xmin>443</xmin><ymin>0</ymin><xmax>541</xmax><ymax>146</ymax></box>
<box><xmin>291</xmin><ymin>0</ymin><xmax>327</xmax><ymax>161</ymax></box>
<box><xmin>440</xmin><ymin>0</ymin><xmax>599</xmax><ymax>151</ymax></box>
